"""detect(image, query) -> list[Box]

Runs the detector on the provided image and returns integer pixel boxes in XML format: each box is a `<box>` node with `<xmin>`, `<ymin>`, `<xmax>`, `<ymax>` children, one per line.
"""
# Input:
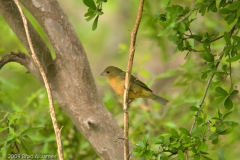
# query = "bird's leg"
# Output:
<box><xmin>127</xmin><ymin>99</ymin><xmax>134</xmax><ymax>105</ymax></box>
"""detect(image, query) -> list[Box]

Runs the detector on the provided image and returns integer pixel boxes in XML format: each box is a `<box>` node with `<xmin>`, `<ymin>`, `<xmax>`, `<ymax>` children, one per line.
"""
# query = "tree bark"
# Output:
<box><xmin>0</xmin><ymin>0</ymin><xmax>129</xmax><ymax>159</ymax></box>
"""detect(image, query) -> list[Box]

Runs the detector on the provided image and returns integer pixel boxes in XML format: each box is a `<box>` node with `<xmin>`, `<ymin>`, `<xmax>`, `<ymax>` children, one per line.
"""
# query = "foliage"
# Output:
<box><xmin>132</xmin><ymin>0</ymin><xmax>240</xmax><ymax>159</ymax></box>
<box><xmin>1</xmin><ymin>0</ymin><xmax>240</xmax><ymax>159</ymax></box>
<box><xmin>83</xmin><ymin>0</ymin><xmax>107</xmax><ymax>30</ymax></box>
<box><xmin>0</xmin><ymin>86</ymin><xmax>98</xmax><ymax>159</ymax></box>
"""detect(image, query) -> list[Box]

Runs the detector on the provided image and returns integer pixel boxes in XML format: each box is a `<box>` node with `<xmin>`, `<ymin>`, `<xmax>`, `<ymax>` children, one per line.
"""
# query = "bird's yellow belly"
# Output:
<box><xmin>109</xmin><ymin>77</ymin><xmax>150</xmax><ymax>99</ymax></box>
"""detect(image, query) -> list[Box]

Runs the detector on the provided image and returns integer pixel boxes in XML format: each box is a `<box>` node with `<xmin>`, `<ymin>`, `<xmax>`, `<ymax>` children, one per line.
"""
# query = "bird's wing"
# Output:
<box><xmin>118</xmin><ymin>71</ymin><xmax>153</xmax><ymax>92</ymax></box>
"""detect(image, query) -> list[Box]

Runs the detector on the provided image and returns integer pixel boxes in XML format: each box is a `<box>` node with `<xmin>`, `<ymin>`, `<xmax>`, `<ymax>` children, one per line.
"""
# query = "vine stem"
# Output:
<box><xmin>13</xmin><ymin>0</ymin><xmax>64</xmax><ymax>159</ymax></box>
<box><xmin>123</xmin><ymin>0</ymin><xmax>145</xmax><ymax>159</ymax></box>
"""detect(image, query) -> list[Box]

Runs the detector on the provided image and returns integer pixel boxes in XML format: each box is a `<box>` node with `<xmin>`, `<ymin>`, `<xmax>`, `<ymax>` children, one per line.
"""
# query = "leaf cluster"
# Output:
<box><xmin>83</xmin><ymin>0</ymin><xmax>107</xmax><ymax>30</ymax></box>
<box><xmin>0</xmin><ymin>87</ymin><xmax>97</xmax><ymax>159</ymax></box>
<box><xmin>133</xmin><ymin>105</ymin><xmax>238</xmax><ymax>160</ymax></box>
<box><xmin>133</xmin><ymin>0</ymin><xmax>240</xmax><ymax>159</ymax></box>
<box><xmin>0</xmin><ymin>112</ymin><xmax>44</xmax><ymax>159</ymax></box>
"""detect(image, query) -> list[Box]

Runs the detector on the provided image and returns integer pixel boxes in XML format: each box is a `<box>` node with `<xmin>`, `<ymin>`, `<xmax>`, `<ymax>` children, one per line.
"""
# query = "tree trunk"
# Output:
<box><xmin>0</xmin><ymin>0</ymin><xmax>130</xmax><ymax>159</ymax></box>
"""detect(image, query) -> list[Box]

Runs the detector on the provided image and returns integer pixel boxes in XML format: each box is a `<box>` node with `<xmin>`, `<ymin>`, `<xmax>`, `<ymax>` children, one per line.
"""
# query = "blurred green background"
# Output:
<box><xmin>0</xmin><ymin>0</ymin><xmax>240</xmax><ymax>159</ymax></box>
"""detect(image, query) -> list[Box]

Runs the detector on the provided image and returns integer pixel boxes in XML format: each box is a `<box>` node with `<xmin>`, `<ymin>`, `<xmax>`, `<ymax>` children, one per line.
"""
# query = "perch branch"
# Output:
<box><xmin>13</xmin><ymin>0</ymin><xmax>64</xmax><ymax>159</ymax></box>
<box><xmin>123</xmin><ymin>0</ymin><xmax>145</xmax><ymax>159</ymax></box>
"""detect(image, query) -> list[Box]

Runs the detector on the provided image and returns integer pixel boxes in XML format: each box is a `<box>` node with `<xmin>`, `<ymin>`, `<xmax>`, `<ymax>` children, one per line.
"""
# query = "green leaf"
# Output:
<box><xmin>161</xmin><ymin>155</ymin><xmax>169</xmax><ymax>160</ymax></box>
<box><xmin>192</xmin><ymin>35</ymin><xmax>203</xmax><ymax>41</ymax></box>
<box><xmin>94</xmin><ymin>10</ymin><xmax>103</xmax><ymax>15</ymax></box>
<box><xmin>219</xmin><ymin>0</ymin><xmax>227</xmax><ymax>8</ymax></box>
<box><xmin>228</xmin><ymin>1</ymin><xmax>240</xmax><ymax>10</ymax></box>
<box><xmin>191</xmin><ymin>126</ymin><xmax>199</xmax><ymax>136</ymax></box>
<box><xmin>218</xmin><ymin>109</ymin><xmax>223</xmax><ymax>120</ymax></box>
<box><xmin>223</xmin><ymin>111</ymin><xmax>232</xmax><ymax>119</ymax></box>
<box><xmin>199</xmin><ymin>6</ymin><xmax>206</xmax><ymax>16</ymax></box>
<box><xmin>215</xmin><ymin>72</ymin><xmax>225</xmax><ymax>77</ymax></box>
<box><xmin>92</xmin><ymin>16</ymin><xmax>99</xmax><ymax>31</ymax></box>
<box><xmin>189</xmin><ymin>106</ymin><xmax>199</xmax><ymax>111</ymax></box>
<box><xmin>179</xmin><ymin>127</ymin><xmax>190</xmax><ymax>136</ymax></box>
<box><xmin>84</xmin><ymin>10</ymin><xmax>94</xmax><ymax>17</ymax></box>
<box><xmin>209</xmin><ymin>133</ymin><xmax>218</xmax><ymax>140</ymax></box>
<box><xmin>222</xmin><ymin>64</ymin><xmax>228</xmax><ymax>72</ymax></box>
<box><xmin>195</xmin><ymin>2</ymin><xmax>203</xmax><ymax>8</ymax></box>
<box><xmin>216</xmin><ymin>124</ymin><xmax>225</xmax><ymax>133</ymax></box>
<box><xmin>133</xmin><ymin>147</ymin><xmax>143</xmax><ymax>157</ymax></box>
<box><xmin>201</xmin><ymin>72</ymin><xmax>208</xmax><ymax>79</ymax></box>
<box><xmin>232</xmin><ymin>35</ymin><xmax>240</xmax><ymax>42</ymax></box>
<box><xmin>6</xmin><ymin>134</ymin><xmax>15</xmax><ymax>142</ymax></box>
<box><xmin>193</xmin><ymin>154</ymin><xmax>201</xmax><ymax>160</ymax></box>
<box><xmin>230</xmin><ymin>90</ymin><xmax>239</xmax><ymax>95</ymax></box>
<box><xmin>170</xmin><ymin>128</ymin><xmax>179</xmax><ymax>138</ymax></box>
<box><xmin>201</xmin><ymin>53</ymin><xmax>214</xmax><ymax>62</ymax></box>
<box><xmin>226</xmin><ymin>54</ymin><xmax>240</xmax><ymax>62</ymax></box>
<box><xmin>153</xmin><ymin>136</ymin><xmax>164</xmax><ymax>144</ymax></box>
<box><xmin>168</xmin><ymin>35</ymin><xmax>179</xmax><ymax>44</ymax></box>
<box><xmin>20</xmin><ymin>137</ymin><xmax>33</xmax><ymax>155</ymax></box>
<box><xmin>158</xmin><ymin>27</ymin><xmax>171</xmax><ymax>36</ymax></box>
<box><xmin>136</xmin><ymin>140</ymin><xmax>145</xmax><ymax>148</ymax></box>
<box><xmin>83</xmin><ymin>0</ymin><xmax>96</xmax><ymax>10</ymax></box>
<box><xmin>208</xmin><ymin>0</ymin><xmax>217</xmax><ymax>12</ymax></box>
<box><xmin>237</xmin><ymin>8</ymin><xmax>240</xmax><ymax>18</ymax></box>
<box><xmin>144</xmin><ymin>150</ymin><xmax>153</xmax><ymax>158</ymax></box>
<box><xmin>212</xmin><ymin>138</ymin><xmax>218</xmax><ymax>144</ymax></box>
<box><xmin>219</xmin><ymin>8</ymin><xmax>230</xmax><ymax>14</ymax></box>
<box><xmin>215</xmin><ymin>87</ymin><xmax>228</xmax><ymax>97</ymax></box>
<box><xmin>21</xmin><ymin>126</ymin><xmax>45</xmax><ymax>136</ymax></box>
<box><xmin>178</xmin><ymin>150</ymin><xmax>185</xmax><ymax>160</ymax></box>
<box><xmin>218</xmin><ymin>128</ymin><xmax>233</xmax><ymax>135</ymax></box>
<box><xmin>202</xmin><ymin>155</ymin><xmax>213</xmax><ymax>160</ymax></box>
<box><xmin>211</xmin><ymin>97</ymin><xmax>226</xmax><ymax>107</ymax></box>
<box><xmin>224</xmin><ymin>32</ymin><xmax>231</xmax><ymax>45</ymax></box>
<box><xmin>0</xmin><ymin>127</ymin><xmax>8</xmax><ymax>132</ymax></box>
<box><xmin>225</xmin><ymin>121</ymin><xmax>239</xmax><ymax>127</ymax></box>
<box><xmin>224</xmin><ymin>97</ymin><xmax>233</xmax><ymax>110</ymax></box>
<box><xmin>196</xmin><ymin>117</ymin><xmax>203</xmax><ymax>124</ymax></box>
<box><xmin>85</xmin><ymin>14</ymin><xmax>96</xmax><ymax>21</ymax></box>
<box><xmin>199</xmin><ymin>142</ymin><xmax>208</xmax><ymax>152</ymax></box>
<box><xmin>225</xmin><ymin>14</ymin><xmax>236</xmax><ymax>25</ymax></box>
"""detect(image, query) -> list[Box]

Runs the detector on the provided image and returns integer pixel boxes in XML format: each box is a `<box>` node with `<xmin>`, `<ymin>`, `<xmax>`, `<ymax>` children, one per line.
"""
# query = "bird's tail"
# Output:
<box><xmin>151</xmin><ymin>94</ymin><xmax>169</xmax><ymax>106</ymax></box>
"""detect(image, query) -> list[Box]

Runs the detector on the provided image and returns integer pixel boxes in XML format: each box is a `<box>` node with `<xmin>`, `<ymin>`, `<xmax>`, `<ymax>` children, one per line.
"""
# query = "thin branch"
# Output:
<box><xmin>229</xmin><ymin>61</ymin><xmax>232</xmax><ymax>85</ymax></box>
<box><xmin>0</xmin><ymin>51</ymin><xmax>29</xmax><ymax>69</ymax></box>
<box><xmin>189</xmin><ymin>25</ymin><xmax>236</xmax><ymax>132</ymax></box>
<box><xmin>176</xmin><ymin>0</ymin><xmax>195</xmax><ymax>24</ymax></box>
<box><xmin>184</xmin><ymin>25</ymin><xmax>236</xmax><ymax>44</ymax></box>
<box><xmin>123</xmin><ymin>0</ymin><xmax>145</xmax><ymax>159</ymax></box>
<box><xmin>13</xmin><ymin>0</ymin><xmax>64</xmax><ymax>159</ymax></box>
<box><xmin>227</xmin><ymin>53</ymin><xmax>233</xmax><ymax>85</ymax></box>
<box><xmin>187</xmin><ymin>24</ymin><xmax>236</xmax><ymax>160</ymax></box>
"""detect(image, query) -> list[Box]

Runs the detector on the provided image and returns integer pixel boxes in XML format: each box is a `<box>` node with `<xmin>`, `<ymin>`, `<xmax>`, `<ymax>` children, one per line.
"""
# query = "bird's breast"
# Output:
<box><xmin>109</xmin><ymin>76</ymin><xmax>125</xmax><ymax>96</ymax></box>
<box><xmin>109</xmin><ymin>76</ymin><xmax>151</xmax><ymax>99</ymax></box>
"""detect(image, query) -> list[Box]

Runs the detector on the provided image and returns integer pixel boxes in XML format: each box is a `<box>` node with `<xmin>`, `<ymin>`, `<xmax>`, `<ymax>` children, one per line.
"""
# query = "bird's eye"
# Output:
<box><xmin>106</xmin><ymin>71</ymin><xmax>110</xmax><ymax>74</ymax></box>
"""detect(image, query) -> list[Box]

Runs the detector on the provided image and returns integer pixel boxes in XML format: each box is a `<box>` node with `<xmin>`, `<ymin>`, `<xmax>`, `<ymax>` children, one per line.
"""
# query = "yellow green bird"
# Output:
<box><xmin>100</xmin><ymin>66</ymin><xmax>168</xmax><ymax>105</ymax></box>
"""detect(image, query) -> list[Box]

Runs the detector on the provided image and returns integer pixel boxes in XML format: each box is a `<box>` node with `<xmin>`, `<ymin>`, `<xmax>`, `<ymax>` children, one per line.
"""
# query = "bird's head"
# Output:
<box><xmin>100</xmin><ymin>66</ymin><xmax>122</xmax><ymax>79</ymax></box>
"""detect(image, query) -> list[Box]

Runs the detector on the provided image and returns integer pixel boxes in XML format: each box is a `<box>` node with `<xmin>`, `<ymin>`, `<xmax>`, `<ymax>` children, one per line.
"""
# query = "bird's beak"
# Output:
<box><xmin>100</xmin><ymin>71</ymin><xmax>105</xmax><ymax>76</ymax></box>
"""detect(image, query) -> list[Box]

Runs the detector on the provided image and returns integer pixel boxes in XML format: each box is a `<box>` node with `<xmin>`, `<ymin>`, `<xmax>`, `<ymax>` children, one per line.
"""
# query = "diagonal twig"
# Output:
<box><xmin>189</xmin><ymin>24</ymin><xmax>236</xmax><ymax>134</ymax></box>
<box><xmin>123</xmin><ymin>0</ymin><xmax>145</xmax><ymax>159</ymax></box>
<box><xmin>13</xmin><ymin>0</ymin><xmax>64</xmax><ymax>159</ymax></box>
<box><xmin>185</xmin><ymin>24</ymin><xmax>236</xmax><ymax>160</ymax></box>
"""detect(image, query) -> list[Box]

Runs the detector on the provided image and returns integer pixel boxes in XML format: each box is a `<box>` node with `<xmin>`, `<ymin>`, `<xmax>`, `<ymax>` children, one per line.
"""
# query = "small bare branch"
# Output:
<box><xmin>13</xmin><ymin>0</ymin><xmax>64</xmax><ymax>159</ymax></box>
<box><xmin>123</xmin><ymin>0</ymin><xmax>145</xmax><ymax>159</ymax></box>
<box><xmin>0</xmin><ymin>52</ymin><xmax>29</xmax><ymax>69</ymax></box>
